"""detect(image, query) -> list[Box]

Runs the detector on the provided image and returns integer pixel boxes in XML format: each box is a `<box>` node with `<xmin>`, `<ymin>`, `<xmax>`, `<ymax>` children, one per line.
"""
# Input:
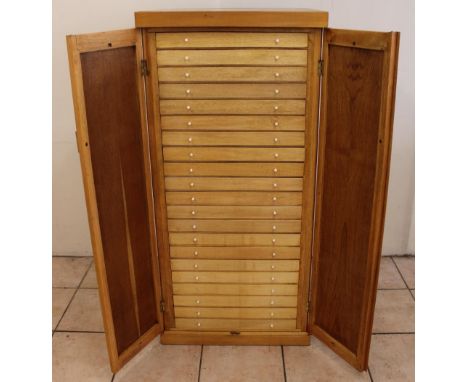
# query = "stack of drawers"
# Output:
<box><xmin>155</xmin><ymin>32</ymin><xmax>308</xmax><ymax>332</ymax></box>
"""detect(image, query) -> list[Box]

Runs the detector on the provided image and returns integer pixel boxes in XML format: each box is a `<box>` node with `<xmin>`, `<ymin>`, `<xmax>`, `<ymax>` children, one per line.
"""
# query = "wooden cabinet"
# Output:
<box><xmin>67</xmin><ymin>10</ymin><xmax>399</xmax><ymax>373</ymax></box>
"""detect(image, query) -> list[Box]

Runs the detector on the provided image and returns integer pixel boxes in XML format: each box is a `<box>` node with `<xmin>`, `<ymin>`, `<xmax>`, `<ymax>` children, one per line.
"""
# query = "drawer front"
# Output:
<box><xmin>157</xmin><ymin>49</ymin><xmax>307</xmax><ymax>66</ymax></box>
<box><xmin>173</xmin><ymin>284</ymin><xmax>298</xmax><ymax>296</ymax></box>
<box><xmin>161</xmin><ymin>116</ymin><xmax>306</xmax><ymax>131</ymax></box>
<box><xmin>174</xmin><ymin>295</ymin><xmax>297</xmax><ymax>307</ymax></box>
<box><xmin>156</xmin><ymin>32</ymin><xmax>308</xmax><ymax>49</ymax></box>
<box><xmin>169</xmin><ymin>233</ymin><xmax>301</xmax><ymax>246</ymax></box>
<box><xmin>170</xmin><ymin>246</ymin><xmax>300</xmax><ymax>259</ymax></box>
<box><xmin>164</xmin><ymin>163</ymin><xmax>304</xmax><ymax>177</ymax></box>
<box><xmin>167</xmin><ymin>206</ymin><xmax>302</xmax><ymax>219</ymax></box>
<box><xmin>175</xmin><ymin>318</ymin><xmax>297</xmax><ymax>331</ymax></box>
<box><xmin>165</xmin><ymin>177</ymin><xmax>303</xmax><ymax>191</ymax></box>
<box><xmin>160</xmin><ymin>100</ymin><xmax>306</xmax><ymax>115</ymax></box>
<box><xmin>163</xmin><ymin>147</ymin><xmax>305</xmax><ymax>162</ymax></box>
<box><xmin>158</xmin><ymin>67</ymin><xmax>307</xmax><ymax>83</ymax></box>
<box><xmin>171</xmin><ymin>259</ymin><xmax>299</xmax><ymax>272</ymax></box>
<box><xmin>172</xmin><ymin>271</ymin><xmax>299</xmax><ymax>284</ymax></box>
<box><xmin>162</xmin><ymin>132</ymin><xmax>305</xmax><ymax>147</ymax></box>
<box><xmin>159</xmin><ymin>84</ymin><xmax>307</xmax><ymax>100</ymax></box>
<box><xmin>166</xmin><ymin>192</ymin><xmax>303</xmax><ymax>206</ymax></box>
<box><xmin>175</xmin><ymin>307</ymin><xmax>297</xmax><ymax>319</ymax></box>
<box><xmin>168</xmin><ymin>219</ymin><xmax>302</xmax><ymax>233</ymax></box>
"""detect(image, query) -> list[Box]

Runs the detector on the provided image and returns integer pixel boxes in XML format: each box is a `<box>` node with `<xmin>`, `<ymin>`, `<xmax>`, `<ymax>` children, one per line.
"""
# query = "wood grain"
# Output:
<box><xmin>174</xmin><ymin>295</ymin><xmax>298</xmax><ymax>307</ymax></box>
<box><xmin>164</xmin><ymin>163</ymin><xmax>304</xmax><ymax>177</ymax></box>
<box><xmin>162</xmin><ymin>132</ymin><xmax>305</xmax><ymax>146</ymax></box>
<box><xmin>173</xmin><ymin>284</ymin><xmax>298</xmax><ymax>296</ymax></box>
<box><xmin>175</xmin><ymin>318</ymin><xmax>296</xmax><ymax>330</ymax></box>
<box><xmin>168</xmin><ymin>219</ymin><xmax>301</xmax><ymax>233</ymax></box>
<box><xmin>170</xmin><ymin>246</ymin><xmax>300</xmax><ymax>259</ymax></box>
<box><xmin>165</xmin><ymin>177</ymin><xmax>303</xmax><ymax>191</ymax></box>
<box><xmin>169</xmin><ymin>233</ymin><xmax>301</xmax><ymax>246</ymax></box>
<box><xmin>171</xmin><ymin>259</ymin><xmax>299</xmax><ymax>271</ymax></box>
<box><xmin>167</xmin><ymin>206</ymin><xmax>302</xmax><ymax>219</ymax></box>
<box><xmin>172</xmin><ymin>271</ymin><xmax>299</xmax><ymax>284</ymax></box>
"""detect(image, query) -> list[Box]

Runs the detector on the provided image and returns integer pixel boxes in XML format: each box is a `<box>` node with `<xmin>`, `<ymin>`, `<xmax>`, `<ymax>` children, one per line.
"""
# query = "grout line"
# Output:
<box><xmin>54</xmin><ymin>329</ymin><xmax>105</xmax><ymax>334</ymax></box>
<box><xmin>281</xmin><ymin>345</ymin><xmax>287</xmax><ymax>382</ymax></box>
<box><xmin>52</xmin><ymin>255</ymin><xmax>93</xmax><ymax>259</ymax></box>
<box><xmin>111</xmin><ymin>373</ymin><xmax>115</xmax><ymax>382</ymax></box>
<box><xmin>377</xmin><ymin>287</ymin><xmax>410</xmax><ymax>291</ymax></box>
<box><xmin>368</xmin><ymin>367</ymin><xmax>374</xmax><ymax>382</ymax></box>
<box><xmin>391</xmin><ymin>256</ymin><xmax>415</xmax><ymax>301</ymax></box>
<box><xmin>372</xmin><ymin>332</ymin><xmax>415</xmax><ymax>335</ymax></box>
<box><xmin>53</xmin><ymin>261</ymin><xmax>94</xmax><ymax>334</ymax></box>
<box><xmin>198</xmin><ymin>345</ymin><xmax>203</xmax><ymax>382</ymax></box>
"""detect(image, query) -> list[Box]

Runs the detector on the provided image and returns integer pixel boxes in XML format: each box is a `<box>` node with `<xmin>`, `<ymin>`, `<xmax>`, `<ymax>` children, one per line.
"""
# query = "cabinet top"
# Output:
<box><xmin>134</xmin><ymin>10</ymin><xmax>328</xmax><ymax>29</ymax></box>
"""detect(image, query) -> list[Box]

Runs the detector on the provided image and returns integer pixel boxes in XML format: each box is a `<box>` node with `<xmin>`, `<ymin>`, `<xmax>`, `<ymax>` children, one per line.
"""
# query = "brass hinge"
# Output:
<box><xmin>140</xmin><ymin>59</ymin><xmax>149</xmax><ymax>76</ymax></box>
<box><xmin>160</xmin><ymin>300</ymin><xmax>165</xmax><ymax>313</ymax></box>
<box><xmin>318</xmin><ymin>59</ymin><xmax>324</xmax><ymax>77</ymax></box>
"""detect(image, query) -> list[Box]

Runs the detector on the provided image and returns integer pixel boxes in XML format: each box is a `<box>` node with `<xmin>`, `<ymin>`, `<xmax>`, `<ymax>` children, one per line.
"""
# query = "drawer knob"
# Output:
<box><xmin>184</xmin><ymin>38</ymin><xmax>189</xmax><ymax>42</ymax></box>
<box><xmin>273</xmin><ymin>168</ymin><xmax>278</xmax><ymax>173</ymax></box>
<box><xmin>274</xmin><ymin>55</ymin><xmax>280</xmax><ymax>61</ymax></box>
<box><xmin>272</xmin><ymin>252</ymin><xmax>277</xmax><ymax>257</ymax></box>
<box><xmin>193</xmin><ymin>237</ymin><xmax>198</xmax><ymax>243</ymax></box>
<box><xmin>194</xmin><ymin>264</ymin><xmax>198</xmax><ymax>269</ymax></box>
<box><xmin>275</xmin><ymin>72</ymin><xmax>280</xmax><ymax>78</ymax></box>
<box><xmin>185</xmin><ymin>72</ymin><xmax>190</xmax><ymax>78</ymax></box>
<box><xmin>194</xmin><ymin>251</ymin><xmax>199</xmax><ymax>256</ymax></box>
<box><xmin>192</xmin><ymin>224</ymin><xmax>197</xmax><ymax>230</ymax></box>
<box><xmin>274</xmin><ymin>106</ymin><xmax>279</xmax><ymax>111</ymax></box>
<box><xmin>274</xmin><ymin>153</ymin><xmax>279</xmax><ymax>158</ymax></box>
<box><xmin>275</xmin><ymin>89</ymin><xmax>280</xmax><ymax>95</ymax></box>
<box><xmin>271</xmin><ymin>265</ymin><xmax>276</xmax><ymax>270</ymax></box>
<box><xmin>188</xmin><ymin>137</ymin><xmax>193</xmax><ymax>143</ymax></box>
<box><xmin>191</xmin><ymin>210</ymin><xmax>196</xmax><ymax>215</ymax></box>
<box><xmin>271</xmin><ymin>276</ymin><xmax>275</xmax><ymax>281</ymax></box>
<box><xmin>186</xmin><ymin>105</ymin><xmax>191</xmax><ymax>111</ymax></box>
<box><xmin>272</xmin><ymin>225</ymin><xmax>277</xmax><ymax>231</ymax></box>
<box><xmin>191</xmin><ymin>196</ymin><xmax>196</xmax><ymax>202</ymax></box>
<box><xmin>271</xmin><ymin>289</ymin><xmax>275</xmax><ymax>294</ymax></box>
<box><xmin>189</xmin><ymin>168</ymin><xmax>194</xmax><ymax>173</ymax></box>
<box><xmin>274</xmin><ymin>121</ymin><xmax>279</xmax><ymax>127</ymax></box>
<box><xmin>186</xmin><ymin>89</ymin><xmax>191</xmax><ymax>94</ymax></box>
<box><xmin>273</xmin><ymin>183</ymin><xmax>278</xmax><ymax>188</ymax></box>
<box><xmin>275</xmin><ymin>38</ymin><xmax>280</xmax><ymax>44</ymax></box>
<box><xmin>270</xmin><ymin>300</ymin><xmax>275</xmax><ymax>305</ymax></box>
<box><xmin>274</xmin><ymin>137</ymin><xmax>279</xmax><ymax>143</ymax></box>
<box><xmin>272</xmin><ymin>196</ymin><xmax>277</xmax><ymax>202</ymax></box>
<box><xmin>273</xmin><ymin>210</ymin><xmax>278</xmax><ymax>216</ymax></box>
<box><xmin>270</xmin><ymin>323</ymin><xmax>275</xmax><ymax>328</ymax></box>
<box><xmin>195</xmin><ymin>276</ymin><xmax>199</xmax><ymax>280</ymax></box>
<box><xmin>184</xmin><ymin>56</ymin><xmax>190</xmax><ymax>61</ymax></box>
<box><xmin>189</xmin><ymin>152</ymin><xmax>194</xmax><ymax>158</ymax></box>
<box><xmin>196</xmin><ymin>299</ymin><xmax>200</xmax><ymax>304</ymax></box>
<box><xmin>187</xmin><ymin>121</ymin><xmax>192</xmax><ymax>126</ymax></box>
<box><xmin>197</xmin><ymin>311</ymin><xmax>201</xmax><ymax>316</ymax></box>
<box><xmin>197</xmin><ymin>322</ymin><xmax>201</xmax><ymax>327</ymax></box>
<box><xmin>190</xmin><ymin>182</ymin><xmax>195</xmax><ymax>187</ymax></box>
<box><xmin>272</xmin><ymin>238</ymin><xmax>276</xmax><ymax>244</ymax></box>
<box><xmin>270</xmin><ymin>312</ymin><xmax>275</xmax><ymax>317</ymax></box>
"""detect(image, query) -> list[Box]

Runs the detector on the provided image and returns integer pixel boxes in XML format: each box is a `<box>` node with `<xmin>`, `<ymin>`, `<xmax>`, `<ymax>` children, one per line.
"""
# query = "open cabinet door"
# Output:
<box><xmin>309</xmin><ymin>29</ymin><xmax>399</xmax><ymax>370</ymax></box>
<box><xmin>66</xmin><ymin>29</ymin><xmax>163</xmax><ymax>372</ymax></box>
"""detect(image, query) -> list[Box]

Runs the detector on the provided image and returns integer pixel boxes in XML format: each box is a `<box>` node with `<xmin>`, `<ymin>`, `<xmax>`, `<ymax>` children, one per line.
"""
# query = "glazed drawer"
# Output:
<box><xmin>158</xmin><ymin>66</ymin><xmax>307</xmax><ymax>82</ymax></box>
<box><xmin>160</xmin><ymin>100</ymin><xmax>305</xmax><ymax>115</ymax></box>
<box><xmin>169</xmin><ymin>233</ymin><xmax>301</xmax><ymax>246</ymax></box>
<box><xmin>171</xmin><ymin>259</ymin><xmax>300</xmax><ymax>271</ymax></box>
<box><xmin>173</xmin><ymin>284</ymin><xmax>298</xmax><ymax>296</ymax></box>
<box><xmin>167</xmin><ymin>219</ymin><xmax>302</xmax><ymax>233</ymax></box>
<box><xmin>164</xmin><ymin>163</ymin><xmax>304</xmax><ymax>177</ymax></box>
<box><xmin>170</xmin><ymin>246</ymin><xmax>300</xmax><ymax>259</ymax></box>
<box><xmin>166</xmin><ymin>206</ymin><xmax>302</xmax><ymax>219</ymax></box>
<box><xmin>163</xmin><ymin>147</ymin><xmax>305</xmax><ymax>162</ymax></box>
<box><xmin>159</xmin><ymin>84</ymin><xmax>307</xmax><ymax>99</ymax></box>
<box><xmin>157</xmin><ymin>49</ymin><xmax>307</xmax><ymax>66</ymax></box>
<box><xmin>162</xmin><ymin>132</ymin><xmax>305</xmax><ymax>146</ymax></box>
<box><xmin>165</xmin><ymin>177</ymin><xmax>303</xmax><ymax>191</ymax></box>
<box><xmin>173</xmin><ymin>295</ymin><xmax>297</xmax><ymax>307</ymax></box>
<box><xmin>165</xmin><ymin>192</ymin><xmax>303</xmax><ymax>206</ymax></box>
<box><xmin>172</xmin><ymin>271</ymin><xmax>299</xmax><ymax>284</ymax></box>
<box><xmin>174</xmin><ymin>318</ymin><xmax>296</xmax><ymax>331</ymax></box>
<box><xmin>156</xmin><ymin>32</ymin><xmax>308</xmax><ymax>49</ymax></box>
<box><xmin>161</xmin><ymin>116</ymin><xmax>306</xmax><ymax>131</ymax></box>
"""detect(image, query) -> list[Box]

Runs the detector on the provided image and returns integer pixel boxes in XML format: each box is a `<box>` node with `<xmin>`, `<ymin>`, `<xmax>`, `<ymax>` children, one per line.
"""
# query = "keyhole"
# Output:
<box><xmin>108</xmin><ymin>42</ymin><xmax>112</xmax><ymax>47</ymax></box>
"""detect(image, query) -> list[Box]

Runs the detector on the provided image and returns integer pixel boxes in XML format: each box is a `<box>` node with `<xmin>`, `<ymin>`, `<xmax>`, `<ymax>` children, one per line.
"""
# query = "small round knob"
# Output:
<box><xmin>191</xmin><ymin>196</ymin><xmax>196</xmax><ymax>202</ymax></box>
<box><xmin>275</xmin><ymin>38</ymin><xmax>280</xmax><ymax>44</ymax></box>
<box><xmin>273</xmin><ymin>183</ymin><xmax>278</xmax><ymax>188</ymax></box>
<box><xmin>187</xmin><ymin>121</ymin><xmax>192</xmax><ymax>126</ymax></box>
<box><xmin>189</xmin><ymin>152</ymin><xmax>194</xmax><ymax>158</ymax></box>
<box><xmin>275</xmin><ymin>89</ymin><xmax>280</xmax><ymax>94</ymax></box>
<box><xmin>274</xmin><ymin>121</ymin><xmax>279</xmax><ymax>127</ymax></box>
<box><xmin>272</xmin><ymin>196</ymin><xmax>277</xmax><ymax>202</ymax></box>
<box><xmin>270</xmin><ymin>323</ymin><xmax>275</xmax><ymax>328</ymax></box>
<box><xmin>184</xmin><ymin>38</ymin><xmax>189</xmax><ymax>42</ymax></box>
<box><xmin>272</xmin><ymin>238</ymin><xmax>276</xmax><ymax>244</ymax></box>
<box><xmin>191</xmin><ymin>210</ymin><xmax>196</xmax><ymax>215</ymax></box>
<box><xmin>273</xmin><ymin>168</ymin><xmax>278</xmax><ymax>173</ymax></box>
<box><xmin>193</xmin><ymin>237</ymin><xmax>198</xmax><ymax>243</ymax></box>
<box><xmin>194</xmin><ymin>264</ymin><xmax>198</xmax><ymax>269</ymax></box>
<box><xmin>275</xmin><ymin>72</ymin><xmax>280</xmax><ymax>78</ymax></box>
<box><xmin>274</xmin><ymin>153</ymin><xmax>279</xmax><ymax>158</ymax></box>
<box><xmin>274</xmin><ymin>137</ymin><xmax>279</xmax><ymax>143</ymax></box>
<box><xmin>184</xmin><ymin>56</ymin><xmax>190</xmax><ymax>61</ymax></box>
<box><xmin>189</xmin><ymin>168</ymin><xmax>194</xmax><ymax>173</ymax></box>
<box><xmin>186</xmin><ymin>89</ymin><xmax>191</xmax><ymax>94</ymax></box>
<box><xmin>271</xmin><ymin>265</ymin><xmax>276</xmax><ymax>270</ymax></box>
<box><xmin>194</xmin><ymin>251</ymin><xmax>198</xmax><ymax>256</ymax></box>
<box><xmin>196</xmin><ymin>299</ymin><xmax>200</xmax><ymax>304</ymax></box>
<box><xmin>270</xmin><ymin>312</ymin><xmax>275</xmax><ymax>317</ymax></box>
<box><xmin>186</xmin><ymin>105</ymin><xmax>191</xmax><ymax>110</ymax></box>
<box><xmin>192</xmin><ymin>224</ymin><xmax>197</xmax><ymax>230</ymax></box>
<box><xmin>270</xmin><ymin>300</ymin><xmax>275</xmax><ymax>305</ymax></box>
<box><xmin>197</xmin><ymin>311</ymin><xmax>201</xmax><ymax>316</ymax></box>
<box><xmin>272</xmin><ymin>225</ymin><xmax>277</xmax><ymax>231</ymax></box>
<box><xmin>185</xmin><ymin>72</ymin><xmax>190</xmax><ymax>78</ymax></box>
<box><xmin>195</xmin><ymin>276</ymin><xmax>199</xmax><ymax>280</ymax></box>
<box><xmin>190</xmin><ymin>182</ymin><xmax>195</xmax><ymax>187</ymax></box>
<box><xmin>273</xmin><ymin>211</ymin><xmax>278</xmax><ymax>216</ymax></box>
<box><xmin>272</xmin><ymin>252</ymin><xmax>277</xmax><ymax>257</ymax></box>
<box><xmin>274</xmin><ymin>55</ymin><xmax>280</xmax><ymax>61</ymax></box>
<box><xmin>271</xmin><ymin>276</ymin><xmax>275</xmax><ymax>281</ymax></box>
<box><xmin>274</xmin><ymin>106</ymin><xmax>279</xmax><ymax>111</ymax></box>
<box><xmin>197</xmin><ymin>322</ymin><xmax>201</xmax><ymax>327</ymax></box>
<box><xmin>188</xmin><ymin>137</ymin><xmax>193</xmax><ymax>143</ymax></box>
<box><xmin>271</xmin><ymin>289</ymin><xmax>275</xmax><ymax>294</ymax></box>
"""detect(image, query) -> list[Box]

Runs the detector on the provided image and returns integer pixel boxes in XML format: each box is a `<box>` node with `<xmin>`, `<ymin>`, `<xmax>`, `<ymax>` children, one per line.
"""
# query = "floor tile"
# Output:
<box><xmin>378</xmin><ymin>257</ymin><xmax>406</xmax><ymax>289</ymax></box>
<box><xmin>53</xmin><ymin>257</ymin><xmax>92</xmax><ymax>288</ymax></box>
<box><xmin>393</xmin><ymin>256</ymin><xmax>415</xmax><ymax>289</ymax></box>
<box><xmin>114</xmin><ymin>340</ymin><xmax>200</xmax><ymax>382</ymax></box>
<box><xmin>81</xmin><ymin>262</ymin><xmax>98</xmax><ymax>288</ymax></box>
<box><xmin>58</xmin><ymin>288</ymin><xmax>104</xmax><ymax>332</ymax></box>
<box><xmin>200</xmin><ymin>346</ymin><xmax>283</xmax><ymax>382</ymax></box>
<box><xmin>53</xmin><ymin>332</ymin><xmax>113</xmax><ymax>382</ymax></box>
<box><xmin>373</xmin><ymin>290</ymin><xmax>414</xmax><ymax>333</ymax></box>
<box><xmin>284</xmin><ymin>338</ymin><xmax>370</xmax><ymax>382</ymax></box>
<box><xmin>52</xmin><ymin>288</ymin><xmax>76</xmax><ymax>330</ymax></box>
<box><xmin>369</xmin><ymin>334</ymin><xmax>415</xmax><ymax>382</ymax></box>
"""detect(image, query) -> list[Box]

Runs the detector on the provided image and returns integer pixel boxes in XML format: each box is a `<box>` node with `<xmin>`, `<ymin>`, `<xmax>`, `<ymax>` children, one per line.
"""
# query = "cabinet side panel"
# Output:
<box><xmin>81</xmin><ymin>47</ymin><xmax>157</xmax><ymax>352</ymax></box>
<box><xmin>313</xmin><ymin>45</ymin><xmax>384</xmax><ymax>352</ymax></box>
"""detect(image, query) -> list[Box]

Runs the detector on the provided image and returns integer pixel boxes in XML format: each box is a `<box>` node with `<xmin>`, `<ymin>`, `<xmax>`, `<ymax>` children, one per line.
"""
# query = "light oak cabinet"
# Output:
<box><xmin>67</xmin><ymin>10</ymin><xmax>399</xmax><ymax>373</ymax></box>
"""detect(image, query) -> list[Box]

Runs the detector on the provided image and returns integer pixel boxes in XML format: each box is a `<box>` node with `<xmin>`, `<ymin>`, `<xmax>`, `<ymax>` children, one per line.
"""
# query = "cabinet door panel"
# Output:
<box><xmin>309</xmin><ymin>29</ymin><xmax>399</xmax><ymax>371</ymax></box>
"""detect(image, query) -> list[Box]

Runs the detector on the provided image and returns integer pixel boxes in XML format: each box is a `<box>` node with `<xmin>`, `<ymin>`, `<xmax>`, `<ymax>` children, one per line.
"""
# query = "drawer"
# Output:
<box><xmin>175</xmin><ymin>318</ymin><xmax>297</xmax><ymax>331</ymax></box>
<box><xmin>156</xmin><ymin>32</ymin><xmax>308</xmax><ymax>49</ymax></box>
<box><xmin>161</xmin><ymin>116</ymin><xmax>306</xmax><ymax>131</ymax></box>
<box><xmin>159</xmin><ymin>84</ymin><xmax>307</xmax><ymax>100</ymax></box>
<box><xmin>164</xmin><ymin>163</ymin><xmax>304</xmax><ymax>177</ymax></box>
<box><xmin>166</xmin><ymin>192</ymin><xmax>303</xmax><ymax>206</ymax></box>
<box><xmin>173</xmin><ymin>295</ymin><xmax>297</xmax><ymax>307</ymax></box>
<box><xmin>162</xmin><ymin>132</ymin><xmax>305</xmax><ymax>147</ymax></box>
<box><xmin>168</xmin><ymin>219</ymin><xmax>301</xmax><ymax>233</ymax></box>
<box><xmin>173</xmin><ymin>271</ymin><xmax>298</xmax><ymax>284</ymax></box>
<box><xmin>158</xmin><ymin>66</ymin><xmax>307</xmax><ymax>83</ymax></box>
<box><xmin>167</xmin><ymin>206</ymin><xmax>302</xmax><ymax>219</ymax></box>
<box><xmin>171</xmin><ymin>259</ymin><xmax>299</xmax><ymax>271</ymax></box>
<box><xmin>157</xmin><ymin>49</ymin><xmax>307</xmax><ymax>66</ymax></box>
<box><xmin>170</xmin><ymin>246</ymin><xmax>300</xmax><ymax>259</ymax></box>
<box><xmin>175</xmin><ymin>307</ymin><xmax>297</xmax><ymax>319</ymax></box>
<box><xmin>169</xmin><ymin>233</ymin><xmax>301</xmax><ymax>246</ymax></box>
<box><xmin>163</xmin><ymin>147</ymin><xmax>305</xmax><ymax>162</ymax></box>
<box><xmin>173</xmin><ymin>284</ymin><xmax>298</xmax><ymax>296</ymax></box>
<box><xmin>165</xmin><ymin>177</ymin><xmax>303</xmax><ymax>191</ymax></box>
<box><xmin>160</xmin><ymin>100</ymin><xmax>305</xmax><ymax>115</ymax></box>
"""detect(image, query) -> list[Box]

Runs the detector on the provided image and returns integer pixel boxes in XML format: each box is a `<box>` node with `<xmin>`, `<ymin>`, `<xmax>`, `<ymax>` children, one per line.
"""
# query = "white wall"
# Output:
<box><xmin>52</xmin><ymin>0</ymin><xmax>414</xmax><ymax>256</ymax></box>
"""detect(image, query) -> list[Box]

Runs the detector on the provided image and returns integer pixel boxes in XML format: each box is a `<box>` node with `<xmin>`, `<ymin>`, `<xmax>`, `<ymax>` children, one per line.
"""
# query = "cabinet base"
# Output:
<box><xmin>160</xmin><ymin>330</ymin><xmax>310</xmax><ymax>345</ymax></box>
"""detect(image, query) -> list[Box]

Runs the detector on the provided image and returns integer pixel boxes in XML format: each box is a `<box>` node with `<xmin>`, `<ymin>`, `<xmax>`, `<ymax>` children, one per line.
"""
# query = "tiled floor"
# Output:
<box><xmin>52</xmin><ymin>255</ymin><xmax>415</xmax><ymax>382</ymax></box>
